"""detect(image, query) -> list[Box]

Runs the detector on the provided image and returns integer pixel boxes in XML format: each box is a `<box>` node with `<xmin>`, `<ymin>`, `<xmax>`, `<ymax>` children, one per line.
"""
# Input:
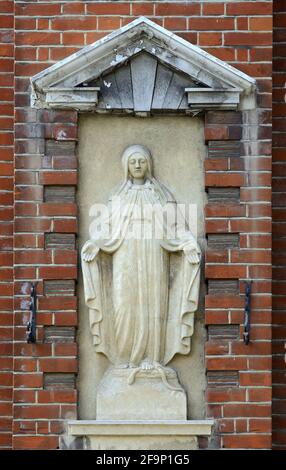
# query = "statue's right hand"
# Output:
<box><xmin>81</xmin><ymin>241</ymin><xmax>99</xmax><ymax>262</ymax></box>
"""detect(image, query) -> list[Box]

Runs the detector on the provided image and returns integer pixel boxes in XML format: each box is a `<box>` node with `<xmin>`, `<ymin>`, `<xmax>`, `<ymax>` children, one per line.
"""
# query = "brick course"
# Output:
<box><xmin>272</xmin><ymin>0</ymin><xmax>286</xmax><ymax>450</ymax></box>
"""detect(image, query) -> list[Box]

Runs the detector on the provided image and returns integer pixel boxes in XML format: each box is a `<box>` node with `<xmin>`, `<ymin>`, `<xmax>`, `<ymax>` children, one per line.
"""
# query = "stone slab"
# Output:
<box><xmin>97</xmin><ymin>367</ymin><xmax>187</xmax><ymax>421</ymax></box>
<box><xmin>67</xmin><ymin>419</ymin><xmax>214</xmax><ymax>450</ymax></box>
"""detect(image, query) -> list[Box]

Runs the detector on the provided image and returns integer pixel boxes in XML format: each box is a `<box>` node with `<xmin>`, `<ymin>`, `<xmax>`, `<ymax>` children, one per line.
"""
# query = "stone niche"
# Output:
<box><xmin>30</xmin><ymin>17</ymin><xmax>256</xmax><ymax>450</ymax></box>
<box><xmin>77</xmin><ymin>113</ymin><xmax>207</xmax><ymax>420</ymax></box>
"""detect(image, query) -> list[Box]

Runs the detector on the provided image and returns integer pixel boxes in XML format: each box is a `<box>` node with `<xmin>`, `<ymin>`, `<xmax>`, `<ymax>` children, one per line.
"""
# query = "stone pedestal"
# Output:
<box><xmin>67</xmin><ymin>366</ymin><xmax>214</xmax><ymax>450</ymax></box>
<box><xmin>97</xmin><ymin>366</ymin><xmax>187</xmax><ymax>421</ymax></box>
<box><xmin>67</xmin><ymin>420</ymin><xmax>214</xmax><ymax>450</ymax></box>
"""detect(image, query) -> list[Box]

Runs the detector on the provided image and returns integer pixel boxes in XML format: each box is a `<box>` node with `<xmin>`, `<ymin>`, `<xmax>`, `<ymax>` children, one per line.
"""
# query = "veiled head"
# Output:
<box><xmin>121</xmin><ymin>144</ymin><xmax>152</xmax><ymax>180</ymax></box>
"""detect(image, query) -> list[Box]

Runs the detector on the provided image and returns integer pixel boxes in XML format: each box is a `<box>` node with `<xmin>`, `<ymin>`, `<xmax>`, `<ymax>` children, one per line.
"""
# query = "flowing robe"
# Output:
<box><xmin>82</xmin><ymin>179</ymin><xmax>201</xmax><ymax>367</ymax></box>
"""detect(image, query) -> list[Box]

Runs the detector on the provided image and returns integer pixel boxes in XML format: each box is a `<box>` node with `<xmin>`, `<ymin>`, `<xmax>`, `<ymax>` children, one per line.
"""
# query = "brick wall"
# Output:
<box><xmin>0</xmin><ymin>0</ymin><xmax>274</xmax><ymax>449</ymax></box>
<box><xmin>272</xmin><ymin>0</ymin><xmax>286</xmax><ymax>450</ymax></box>
<box><xmin>0</xmin><ymin>0</ymin><xmax>14</xmax><ymax>451</ymax></box>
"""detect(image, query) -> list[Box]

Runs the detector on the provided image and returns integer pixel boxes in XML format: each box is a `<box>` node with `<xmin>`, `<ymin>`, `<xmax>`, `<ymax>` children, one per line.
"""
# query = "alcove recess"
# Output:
<box><xmin>30</xmin><ymin>17</ymin><xmax>256</xmax><ymax>450</ymax></box>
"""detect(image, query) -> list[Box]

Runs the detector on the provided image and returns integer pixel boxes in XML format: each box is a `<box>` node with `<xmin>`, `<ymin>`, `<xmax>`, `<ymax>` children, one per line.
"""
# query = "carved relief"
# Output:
<box><xmin>81</xmin><ymin>144</ymin><xmax>201</xmax><ymax>371</ymax></box>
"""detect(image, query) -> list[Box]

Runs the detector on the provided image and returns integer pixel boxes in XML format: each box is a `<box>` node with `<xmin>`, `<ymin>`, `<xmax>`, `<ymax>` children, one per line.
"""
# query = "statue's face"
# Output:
<box><xmin>128</xmin><ymin>153</ymin><xmax>148</xmax><ymax>180</ymax></box>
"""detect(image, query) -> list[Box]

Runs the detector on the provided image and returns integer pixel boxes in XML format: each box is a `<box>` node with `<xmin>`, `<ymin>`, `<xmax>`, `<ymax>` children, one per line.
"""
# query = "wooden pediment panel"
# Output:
<box><xmin>31</xmin><ymin>17</ymin><xmax>256</xmax><ymax>113</ymax></box>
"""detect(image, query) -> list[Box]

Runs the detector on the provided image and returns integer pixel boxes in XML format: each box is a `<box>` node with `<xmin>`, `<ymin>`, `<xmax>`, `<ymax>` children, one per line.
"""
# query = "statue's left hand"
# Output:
<box><xmin>184</xmin><ymin>247</ymin><xmax>201</xmax><ymax>264</ymax></box>
<box><xmin>82</xmin><ymin>240</ymin><xmax>99</xmax><ymax>262</ymax></box>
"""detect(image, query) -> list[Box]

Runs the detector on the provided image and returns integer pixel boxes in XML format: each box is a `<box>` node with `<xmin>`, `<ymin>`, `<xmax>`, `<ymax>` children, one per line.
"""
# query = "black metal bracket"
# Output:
<box><xmin>26</xmin><ymin>283</ymin><xmax>37</xmax><ymax>344</ymax></box>
<box><xmin>243</xmin><ymin>281</ymin><xmax>252</xmax><ymax>345</ymax></box>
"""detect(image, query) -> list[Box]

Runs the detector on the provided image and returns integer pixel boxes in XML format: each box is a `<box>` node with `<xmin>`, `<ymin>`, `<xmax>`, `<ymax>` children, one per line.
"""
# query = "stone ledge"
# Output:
<box><xmin>68</xmin><ymin>419</ymin><xmax>214</xmax><ymax>436</ymax></box>
<box><xmin>67</xmin><ymin>420</ymin><xmax>214</xmax><ymax>450</ymax></box>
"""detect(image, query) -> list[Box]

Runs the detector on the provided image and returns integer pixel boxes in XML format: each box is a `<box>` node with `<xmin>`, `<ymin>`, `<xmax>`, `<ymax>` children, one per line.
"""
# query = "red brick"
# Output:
<box><xmin>189</xmin><ymin>18</ymin><xmax>234</xmax><ymax>31</ymax></box>
<box><xmin>249</xmin><ymin>419</ymin><xmax>272</xmax><ymax>433</ymax></box>
<box><xmin>250</xmin><ymin>17</ymin><xmax>273</xmax><ymax>31</ymax></box>
<box><xmin>39</xmin><ymin>358</ymin><xmax>77</xmax><ymax>373</ymax></box>
<box><xmin>226</xmin><ymin>2</ymin><xmax>273</xmax><ymax>15</ymax></box>
<box><xmin>0</xmin><ymin>1</ymin><xmax>14</xmax><ymax>13</ymax></box>
<box><xmin>224</xmin><ymin>404</ymin><xmax>271</xmax><ymax>418</ymax></box>
<box><xmin>39</xmin><ymin>203</ymin><xmax>77</xmax><ymax>217</ymax></box>
<box><xmin>14</xmin><ymin>390</ymin><xmax>36</xmax><ymax>404</ymax></box>
<box><xmin>205</xmin><ymin>342</ymin><xmax>229</xmax><ymax>355</ymax></box>
<box><xmin>16</xmin><ymin>32</ymin><xmax>61</xmax><ymax>46</ymax></box>
<box><xmin>15</xmin><ymin>3</ymin><xmax>61</xmax><ymax>16</ymax></box>
<box><xmin>15</xmin><ymin>250</ymin><xmax>51</xmax><ymax>265</ymax></box>
<box><xmin>50</xmin><ymin>47</ymin><xmax>80</xmax><ymax>62</ymax></box>
<box><xmin>205</xmin><ymin>173</ymin><xmax>245</xmax><ymax>187</ymax></box>
<box><xmin>240</xmin><ymin>372</ymin><xmax>271</xmax><ymax>387</ymax></box>
<box><xmin>218</xmin><ymin>419</ymin><xmax>235</xmax><ymax>433</ymax></box>
<box><xmin>13</xmin><ymin>436</ymin><xmax>59</xmax><ymax>450</ymax></box>
<box><xmin>86</xmin><ymin>3</ymin><xmax>130</xmax><ymax>15</ymax></box>
<box><xmin>206</xmin><ymin>388</ymin><xmax>246</xmax><ymax>403</ymax></box>
<box><xmin>199</xmin><ymin>32</ymin><xmax>222</xmax><ymax>46</ymax></box>
<box><xmin>38</xmin><ymin>266</ymin><xmax>77</xmax><ymax>280</ymax></box>
<box><xmin>205</xmin><ymin>126</ymin><xmax>228</xmax><ymax>141</ymax></box>
<box><xmin>203</xmin><ymin>3</ymin><xmax>224</xmax><ymax>16</ymax></box>
<box><xmin>207</xmin><ymin>357</ymin><xmax>248</xmax><ymax>370</ymax></box>
<box><xmin>248</xmin><ymin>388</ymin><xmax>272</xmax><ymax>402</ymax></box>
<box><xmin>223</xmin><ymin>434</ymin><xmax>271</xmax><ymax>449</ymax></box>
<box><xmin>53</xmin><ymin>219</ymin><xmax>77</xmax><ymax>233</ymax></box>
<box><xmin>205</xmin><ymin>249</ymin><xmax>228</xmax><ymax>263</ymax></box>
<box><xmin>164</xmin><ymin>18</ymin><xmax>187</xmax><ymax>31</ymax></box>
<box><xmin>206</xmin><ymin>265</ymin><xmax>247</xmax><ymax>279</ymax></box>
<box><xmin>62</xmin><ymin>2</ymin><xmax>85</xmax><ymax>15</ymax></box>
<box><xmin>14</xmin><ymin>359</ymin><xmax>37</xmax><ymax>373</ymax></box>
<box><xmin>38</xmin><ymin>390</ymin><xmax>77</xmax><ymax>404</ymax></box>
<box><xmin>98</xmin><ymin>17</ymin><xmax>121</xmax><ymax>31</ymax></box>
<box><xmin>205</xmin><ymin>295</ymin><xmax>244</xmax><ymax>309</ymax></box>
<box><xmin>205</xmin><ymin>220</ymin><xmax>228</xmax><ymax>233</ymax></box>
<box><xmin>14</xmin><ymin>374</ymin><xmax>43</xmax><ymax>389</ymax></box>
<box><xmin>15</xmin><ymin>18</ymin><xmax>36</xmax><ymax>30</ymax></box>
<box><xmin>15</xmin><ymin>218</ymin><xmax>51</xmax><ymax>233</ymax></box>
<box><xmin>39</xmin><ymin>171</ymin><xmax>77</xmax><ymax>185</ymax></box>
<box><xmin>133</xmin><ymin>4</ymin><xmax>154</xmax><ymax>16</ymax></box>
<box><xmin>62</xmin><ymin>32</ymin><xmax>85</xmax><ymax>46</ymax></box>
<box><xmin>54</xmin><ymin>312</ymin><xmax>77</xmax><ymax>326</ymax></box>
<box><xmin>224</xmin><ymin>33</ymin><xmax>272</xmax><ymax>46</ymax></box>
<box><xmin>38</xmin><ymin>297</ymin><xmax>77</xmax><ymax>311</ymax></box>
<box><xmin>155</xmin><ymin>4</ymin><xmax>200</xmax><ymax>16</ymax></box>
<box><xmin>52</xmin><ymin>17</ymin><xmax>97</xmax><ymax>31</ymax></box>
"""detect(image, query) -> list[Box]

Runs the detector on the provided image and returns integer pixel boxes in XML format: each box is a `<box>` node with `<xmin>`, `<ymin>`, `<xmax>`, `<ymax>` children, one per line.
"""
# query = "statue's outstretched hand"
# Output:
<box><xmin>184</xmin><ymin>247</ymin><xmax>201</xmax><ymax>264</ymax></box>
<box><xmin>82</xmin><ymin>241</ymin><xmax>99</xmax><ymax>262</ymax></box>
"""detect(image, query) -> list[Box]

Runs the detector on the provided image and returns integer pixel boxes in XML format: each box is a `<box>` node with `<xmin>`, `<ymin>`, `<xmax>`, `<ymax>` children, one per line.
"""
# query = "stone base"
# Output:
<box><xmin>97</xmin><ymin>366</ymin><xmax>187</xmax><ymax>420</ymax></box>
<box><xmin>67</xmin><ymin>420</ymin><xmax>214</xmax><ymax>450</ymax></box>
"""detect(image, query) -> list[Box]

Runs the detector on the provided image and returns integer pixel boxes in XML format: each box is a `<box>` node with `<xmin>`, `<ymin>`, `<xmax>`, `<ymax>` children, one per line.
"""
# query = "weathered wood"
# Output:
<box><xmin>163</xmin><ymin>72</ymin><xmax>191</xmax><ymax>110</ymax></box>
<box><xmin>114</xmin><ymin>63</ymin><xmax>133</xmax><ymax>109</ymax></box>
<box><xmin>45</xmin><ymin>87</ymin><xmax>99</xmax><ymax>111</ymax></box>
<box><xmin>186</xmin><ymin>88</ymin><xmax>240</xmax><ymax>111</ymax></box>
<box><xmin>31</xmin><ymin>17</ymin><xmax>256</xmax><ymax>111</ymax></box>
<box><xmin>97</xmin><ymin>72</ymin><xmax>122</xmax><ymax>109</ymax></box>
<box><xmin>130</xmin><ymin>52</ymin><xmax>157</xmax><ymax>112</ymax></box>
<box><xmin>152</xmin><ymin>63</ymin><xmax>173</xmax><ymax>110</ymax></box>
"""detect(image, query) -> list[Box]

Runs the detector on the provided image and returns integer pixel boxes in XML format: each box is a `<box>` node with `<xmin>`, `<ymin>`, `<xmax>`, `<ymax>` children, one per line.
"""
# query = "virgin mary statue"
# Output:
<box><xmin>81</xmin><ymin>144</ymin><xmax>201</xmax><ymax>371</ymax></box>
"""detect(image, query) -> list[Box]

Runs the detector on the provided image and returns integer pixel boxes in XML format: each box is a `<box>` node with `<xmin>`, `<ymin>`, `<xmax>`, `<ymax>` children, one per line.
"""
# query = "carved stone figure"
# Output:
<box><xmin>81</xmin><ymin>144</ymin><xmax>201</xmax><ymax>377</ymax></box>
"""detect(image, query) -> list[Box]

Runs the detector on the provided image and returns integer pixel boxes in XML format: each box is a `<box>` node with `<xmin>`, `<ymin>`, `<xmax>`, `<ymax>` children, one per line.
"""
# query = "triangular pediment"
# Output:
<box><xmin>31</xmin><ymin>17</ymin><xmax>256</xmax><ymax>113</ymax></box>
